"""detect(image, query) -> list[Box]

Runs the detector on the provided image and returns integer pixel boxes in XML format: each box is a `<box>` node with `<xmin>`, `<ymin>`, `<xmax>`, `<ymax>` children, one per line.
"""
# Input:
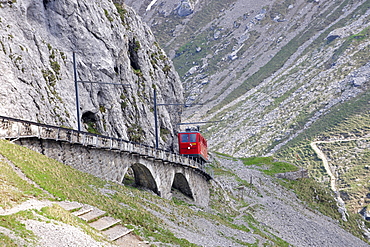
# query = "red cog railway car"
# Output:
<box><xmin>178</xmin><ymin>127</ymin><xmax>208</xmax><ymax>163</ymax></box>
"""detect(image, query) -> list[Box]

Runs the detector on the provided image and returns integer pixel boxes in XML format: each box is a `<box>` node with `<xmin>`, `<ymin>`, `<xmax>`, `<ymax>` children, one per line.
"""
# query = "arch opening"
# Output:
<box><xmin>123</xmin><ymin>163</ymin><xmax>159</xmax><ymax>196</ymax></box>
<box><xmin>171</xmin><ymin>173</ymin><xmax>194</xmax><ymax>200</ymax></box>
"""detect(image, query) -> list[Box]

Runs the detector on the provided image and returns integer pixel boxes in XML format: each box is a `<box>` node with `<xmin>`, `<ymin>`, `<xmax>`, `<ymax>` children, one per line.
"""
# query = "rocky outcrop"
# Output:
<box><xmin>275</xmin><ymin>168</ymin><xmax>308</xmax><ymax>180</ymax></box>
<box><xmin>0</xmin><ymin>0</ymin><xmax>183</xmax><ymax>149</ymax></box>
<box><xmin>176</xmin><ymin>0</ymin><xmax>195</xmax><ymax>17</ymax></box>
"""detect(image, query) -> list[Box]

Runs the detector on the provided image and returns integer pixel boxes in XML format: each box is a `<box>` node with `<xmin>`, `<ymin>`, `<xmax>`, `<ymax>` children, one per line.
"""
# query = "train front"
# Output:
<box><xmin>178</xmin><ymin>127</ymin><xmax>208</xmax><ymax>163</ymax></box>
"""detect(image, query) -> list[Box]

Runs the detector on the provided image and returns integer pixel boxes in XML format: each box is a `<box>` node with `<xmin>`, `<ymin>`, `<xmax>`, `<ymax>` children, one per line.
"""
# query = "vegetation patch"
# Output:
<box><xmin>103</xmin><ymin>9</ymin><xmax>114</xmax><ymax>22</ymax></box>
<box><xmin>0</xmin><ymin>158</ymin><xmax>49</xmax><ymax>209</ymax></box>
<box><xmin>279</xmin><ymin>90</ymin><xmax>370</xmax><ymax>152</ymax></box>
<box><xmin>240</xmin><ymin>156</ymin><xmax>298</xmax><ymax>175</ymax></box>
<box><xmin>114</xmin><ymin>3</ymin><xmax>128</xmax><ymax>26</ymax></box>
<box><xmin>127</xmin><ymin>123</ymin><xmax>144</xmax><ymax>143</ymax></box>
<box><xmin>0</xmin><ymin>232</ymin><xmax>17</xmax><ymax>246</ymax></box>
<box><xmin>0</xmin><ymin>211</ymin><xmax>36</xmax><ymax>243</ymax></box>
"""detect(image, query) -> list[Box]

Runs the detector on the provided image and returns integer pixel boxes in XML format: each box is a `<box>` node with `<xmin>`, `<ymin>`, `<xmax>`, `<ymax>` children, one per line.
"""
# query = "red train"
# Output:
<box><xmin>178</xmin><ymin>127</ymin><xmax>208</xmax><ymax>163</ymax></box>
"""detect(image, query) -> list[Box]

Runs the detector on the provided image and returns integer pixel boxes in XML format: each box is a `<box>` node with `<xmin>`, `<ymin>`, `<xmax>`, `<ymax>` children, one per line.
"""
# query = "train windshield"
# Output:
<box><xmin>181</xmin><ymin>133</ymin><xmax>197</xmax><ymax>142</ymax></box>
<box><xmin>190</xmin><ymin>134</ymin><xmax>197</xmax><ymax>142</ymax></box>
<box><xmin>181</xmin><ymin>134</ymin><xmax>189</xmax><ymax>142</ymax></box>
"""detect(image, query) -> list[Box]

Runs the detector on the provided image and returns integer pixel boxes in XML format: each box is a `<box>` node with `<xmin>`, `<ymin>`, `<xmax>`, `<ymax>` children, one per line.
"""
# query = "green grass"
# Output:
<box><xmin>214</xmin><ymin>151</ymin><xmax>238</xmax><ymax>160</ymax></box>
<box><xmin>0</xmin><ymin>205</ymin><xmax>109</xmax><ymax>245</ymax></box>
<box><xmin>240</xmin><ymin>156</ymin><xmax>299</xmax><ymax>175</ymax></box>
<box><xmin>279</xmin><ymin>90</ymin><xmax>370</xmax><ymax>153</ymax></box>
<box><xmin>0</xmin><ymin>233</ymin><xmax>18</xmax><ymax>247</ymax></box>
<box><xmin>0</xmin><ymin>140</ymin><xmax>195</xmax><ymax>246</ymax></box>
<box><xmin>0</xmin><ymin>211</ymin><xmax>36</xmax><ymax>242</ymax></box>
<box><xmin>0</xmin><ymin>158</ymin><xmax>49</xmax><ymax>209</ymax></box>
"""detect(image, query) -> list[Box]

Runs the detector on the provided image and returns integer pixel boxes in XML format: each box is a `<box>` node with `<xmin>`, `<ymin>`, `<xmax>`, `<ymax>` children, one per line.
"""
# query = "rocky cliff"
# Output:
<box><xmin>0</xmin><ymin>0</ymin><xmax>183</xmax><ymax>149</ymax></box>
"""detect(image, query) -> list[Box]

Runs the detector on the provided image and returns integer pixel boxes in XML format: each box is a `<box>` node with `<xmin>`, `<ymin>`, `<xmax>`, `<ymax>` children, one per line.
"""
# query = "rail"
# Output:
<box><xmin>0</xmin><ymin>115</ymin><xmax>212</xmax><ymax>180</ymax></box>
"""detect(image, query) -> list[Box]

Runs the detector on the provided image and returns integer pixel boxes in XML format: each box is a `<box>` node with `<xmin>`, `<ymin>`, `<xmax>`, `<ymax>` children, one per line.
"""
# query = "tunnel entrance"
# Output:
<box><xmin>81</xmin><ymin>111</ymin><xmax>100</xmax><ymax>134</ymax></box>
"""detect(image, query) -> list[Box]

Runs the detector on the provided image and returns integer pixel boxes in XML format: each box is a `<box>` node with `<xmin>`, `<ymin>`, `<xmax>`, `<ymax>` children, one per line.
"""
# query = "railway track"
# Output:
<box><xmin>0</xmin><ymin>115</ymin><xmax>211</xmax><ymax>180</ymax></box>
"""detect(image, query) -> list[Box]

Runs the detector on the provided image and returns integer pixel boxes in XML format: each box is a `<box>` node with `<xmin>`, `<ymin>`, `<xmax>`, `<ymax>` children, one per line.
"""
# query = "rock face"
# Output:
<box><xmin>0</xmin><ymin>0</ymin><xmax>183</xmax><ymax>150</ymax></box>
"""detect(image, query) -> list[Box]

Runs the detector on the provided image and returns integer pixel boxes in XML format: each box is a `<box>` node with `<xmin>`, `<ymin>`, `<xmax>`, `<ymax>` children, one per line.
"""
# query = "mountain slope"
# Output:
<box><xmin>124</xmin><ymin>0</ymin><xmax>370</xmax><ymax>156</ymax></box>
<box><xmin>124</xmin><ymin>0</ymin><xmax>370</xmax><ymax>231</ymax></box>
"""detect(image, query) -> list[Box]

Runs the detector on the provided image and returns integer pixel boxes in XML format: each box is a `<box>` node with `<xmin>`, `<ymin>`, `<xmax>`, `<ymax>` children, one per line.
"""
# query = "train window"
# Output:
<box><xmin>181</xmin><ymin>134</ymin><xmax>189</xmax><ymax>142</ymax></box>
<box><xmin>190</xmin><ymin>134</ymin><xmax>197</xmax><ymax>142</ymax></box>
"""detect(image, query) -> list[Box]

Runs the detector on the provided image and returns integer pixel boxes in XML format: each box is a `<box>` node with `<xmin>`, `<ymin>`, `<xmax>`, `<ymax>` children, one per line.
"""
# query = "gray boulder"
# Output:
<box><xmin>177</xmin><ymin>0</ymin><xmax>194</xmax><ymax>17</ymax></box>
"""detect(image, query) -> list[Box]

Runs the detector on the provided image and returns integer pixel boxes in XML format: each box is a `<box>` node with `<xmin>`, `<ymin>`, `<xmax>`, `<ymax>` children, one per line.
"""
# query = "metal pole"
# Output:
<box><xmin>154</xmin><ymin>89</ymin><xmax>159</xmax><ymax>149</ymax></box>
<box><xmin>73</xmin><ymin>52</ymin><xmax>81</xmax><ymax>131</ymax></box>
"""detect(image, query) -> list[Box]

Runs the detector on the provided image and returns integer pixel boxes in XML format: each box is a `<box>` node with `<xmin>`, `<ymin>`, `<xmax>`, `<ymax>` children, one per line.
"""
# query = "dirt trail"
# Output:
<box><xmin>310</xmin><ymin>137</ymin><xmax>370</xmax><ymax>192</ymax></box>
<box><xmin>310</xmin><ymin>141</ymin><xmax>337</xmax><ymax>191</ymax></box>
<box><xmin>309</xmin><ymin>138</ymin><xmax>370</xmax><ymax>221</ymax></box>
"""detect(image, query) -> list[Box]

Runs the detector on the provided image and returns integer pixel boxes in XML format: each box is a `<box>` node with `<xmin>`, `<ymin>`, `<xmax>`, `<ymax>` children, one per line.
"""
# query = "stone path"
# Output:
<box><xmin>57</xmin><ymin>201</ymin><xmax>137</xmax><ymax>244</ymax></box>
<box><xmin>0</xmin><ymin>199</ymin><xmax>148</xmax><ymax>246</ymax></box>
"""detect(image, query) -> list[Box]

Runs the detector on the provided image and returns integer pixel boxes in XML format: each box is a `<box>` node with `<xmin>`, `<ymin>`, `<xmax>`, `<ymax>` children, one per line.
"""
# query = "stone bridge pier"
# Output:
<box><xmin>129</xmin><ymin>156</ymin><xmax>210</xmax><ymax>204</ymax></box>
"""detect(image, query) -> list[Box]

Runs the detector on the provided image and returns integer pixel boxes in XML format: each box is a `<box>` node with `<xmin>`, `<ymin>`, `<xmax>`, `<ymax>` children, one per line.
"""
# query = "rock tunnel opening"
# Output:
<box><xmin>123</xmin><ymin>163</ymin><xmax>159</xmax><ymax>196</ymax></box>
<box><xmin>81</xmin><ymin>111</ymin><xmax>100</xmax><ymax>134</ymax></box>
<box><xmin>171</xmin><ymin>173</ymin><xmax>194</xmax><ymax>200</ymax></box>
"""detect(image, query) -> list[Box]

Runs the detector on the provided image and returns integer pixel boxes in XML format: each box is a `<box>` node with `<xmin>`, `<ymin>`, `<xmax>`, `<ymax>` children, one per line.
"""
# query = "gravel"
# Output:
<box><xmin>24</xmin><ymin>219</ymin><xmax>115</xmax><ymax>247</ymax></box>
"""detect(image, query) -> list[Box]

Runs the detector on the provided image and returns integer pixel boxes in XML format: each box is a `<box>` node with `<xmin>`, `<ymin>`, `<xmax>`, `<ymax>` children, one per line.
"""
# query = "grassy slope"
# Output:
<box><xmin>1</xmin><ymin>138</ymin><xmax>368</xmax><ymax>245</ymax></box>
<box><xmin>275</xmin><ymin>95</ymin><xmax>370</xmax><ymax>212</ymax></box>
<box><xmin>0</xmin><ymin>140</ymin><xmax>298</xmax><ymax>246</ymax></box>
<box><xmin>0</xmin><ymin>140</ymin><xmax>195</xmax><ymax>246</ymax></box>
<box><xmin>214</xmin><ymin>152</ymin><xmax>369</xmax><ymax>241</ymax></box>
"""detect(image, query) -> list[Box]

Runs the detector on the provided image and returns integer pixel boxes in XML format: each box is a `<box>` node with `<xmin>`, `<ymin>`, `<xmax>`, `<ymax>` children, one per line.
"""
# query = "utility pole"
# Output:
<box><xmin>153</xmin><ymin>88</ymin><xmax>202</xmax><ymax>149</ymax></box>
<box><xmin>73</xmin><ymin>52</ymin><xmax>81</xmax><ymax>131</ymax></box>
<box><xmin>154</xmin><ymin>89</ymin><xmax>159</xmax><ymax>149</ymax></box>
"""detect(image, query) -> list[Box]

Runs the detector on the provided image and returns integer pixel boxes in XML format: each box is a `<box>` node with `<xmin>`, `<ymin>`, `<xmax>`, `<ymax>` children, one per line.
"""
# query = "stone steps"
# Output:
<box><xmin>103</xmin><ymin>224</ymin><xmax>133</xmax><ymax>241</ymax></box>
<box><xmin>57</xmin><ymin>201</ymin><xmax>83</xmax><ymax>212</ymax></box>
<box><xmin>78</xmin><ymin>207</ymin><xmax>106</xmax><ymax>222</ymax></box>
<box><xmin>57</xmin><ymin>201</ymin><xmax>134</xmax><ymax>243</ymax></box>
<box><xmin>71</xmin><ymin>204</ymin><xmax>94</xmax><ymax>216</ymax></box>
<box><xmin>89</xmin><ymin>216</ymin><xmax>121</xmax><ymax>231</ymax></box>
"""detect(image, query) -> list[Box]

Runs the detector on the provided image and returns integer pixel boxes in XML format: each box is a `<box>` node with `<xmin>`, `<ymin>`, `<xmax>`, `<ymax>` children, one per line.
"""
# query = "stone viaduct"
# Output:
<box><xmin>0</xmin><ymin>116</ymin><xmax>212</xmax><ymax>207</ymax></box>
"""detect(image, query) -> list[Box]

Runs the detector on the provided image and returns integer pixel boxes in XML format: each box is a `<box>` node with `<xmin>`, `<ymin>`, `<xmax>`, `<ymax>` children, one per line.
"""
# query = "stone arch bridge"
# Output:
<box><xmin>0</xmin><ymin>116</ymin><xmax>212</xmax><ymax>206</ymax></box>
